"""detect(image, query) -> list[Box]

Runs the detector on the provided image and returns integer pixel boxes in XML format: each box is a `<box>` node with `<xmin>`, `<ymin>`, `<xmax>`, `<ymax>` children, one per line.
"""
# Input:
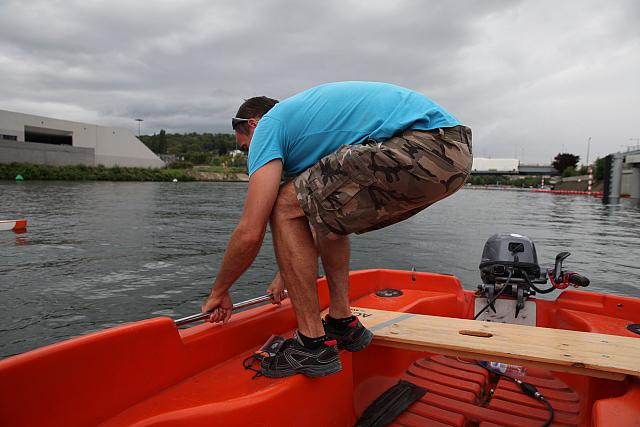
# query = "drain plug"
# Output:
<box><xmin>376</xmin><ymin>288</ymin><xmax>403</xmax><ymax>297</ymax></box>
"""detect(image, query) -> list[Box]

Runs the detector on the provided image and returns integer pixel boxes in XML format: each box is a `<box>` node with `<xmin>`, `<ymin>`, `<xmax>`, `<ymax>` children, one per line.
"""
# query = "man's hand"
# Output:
<box><xmin>201</xmin><ymin>290</ymin><xmax>233</xmax><ymax>323</ymax></box>
<box><xmin>266</xmin><ymin>271</ymin><xmax>287</xmax><ymax>304</ymax></box>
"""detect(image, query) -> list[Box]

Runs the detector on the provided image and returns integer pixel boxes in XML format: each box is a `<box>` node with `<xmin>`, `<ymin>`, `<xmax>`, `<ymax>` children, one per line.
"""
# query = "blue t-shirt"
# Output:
<box><xmin>247</xmin><ymin>81</ymin><xmax>460</xmax><ymax>176</ymax></box>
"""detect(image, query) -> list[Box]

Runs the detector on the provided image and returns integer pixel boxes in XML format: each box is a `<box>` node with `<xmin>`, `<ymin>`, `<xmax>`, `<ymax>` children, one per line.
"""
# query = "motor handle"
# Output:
<box><xmin>549</xmin><ymin>271</ymin><xmax>590</xmax><ymax>289</ymax></box>
<box><xmin>567</xmin><ymin>273</ymin><xmax>590</xmax><ymax>288</ymax></box>
<box><xmin>552</xmin><ymin>252</ymin><xmax>571</xmax><ymax>282</ymax></box>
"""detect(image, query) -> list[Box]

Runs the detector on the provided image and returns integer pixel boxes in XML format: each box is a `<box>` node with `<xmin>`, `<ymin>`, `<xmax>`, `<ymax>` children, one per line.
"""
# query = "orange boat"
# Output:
<box><xmin>1</xmin><ymin>235</ymin><xmax>639</xmax><ymax>427</ymax></box>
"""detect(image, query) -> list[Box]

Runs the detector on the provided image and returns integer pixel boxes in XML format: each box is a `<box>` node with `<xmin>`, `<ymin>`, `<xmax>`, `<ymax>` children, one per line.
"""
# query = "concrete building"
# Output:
<box><xmin>0</xmin><ymin>109</ymin><xmax>164</xmax><ymax>168</ymax></box>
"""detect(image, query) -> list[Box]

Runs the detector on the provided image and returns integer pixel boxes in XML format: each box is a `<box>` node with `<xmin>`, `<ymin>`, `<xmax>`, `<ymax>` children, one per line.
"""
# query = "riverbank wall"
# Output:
<box><xmin>189</xmin><ymin>171</ymin><xmax>249</xmax><ymax>182</ymax></box>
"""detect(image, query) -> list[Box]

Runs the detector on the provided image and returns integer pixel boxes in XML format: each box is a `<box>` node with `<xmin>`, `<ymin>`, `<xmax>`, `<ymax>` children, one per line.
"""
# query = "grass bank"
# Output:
<box><xmin>0</xmin><ymin>163</ymin><xmax>196</xmax><ymax>182</ymax></box>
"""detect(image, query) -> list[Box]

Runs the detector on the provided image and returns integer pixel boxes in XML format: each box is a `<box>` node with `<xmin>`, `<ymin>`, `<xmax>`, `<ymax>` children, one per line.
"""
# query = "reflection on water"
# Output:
<box><xmin>1</xmin><ymin>182</ymin><xmax>638</xmax><ymax>358</ymax></box>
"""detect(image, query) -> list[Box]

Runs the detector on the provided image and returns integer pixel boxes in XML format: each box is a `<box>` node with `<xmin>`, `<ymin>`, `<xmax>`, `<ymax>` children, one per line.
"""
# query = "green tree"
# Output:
<box><xmin>139</xmin><ymin>131</ymin><xmax>237</xmax><ymax>156</ymax></box>
<box><xmin>185</xmin><ymin>151</ymin><xmax>211</xmax><ymax>165</ymax></box>
<box><xmin>593</xmin><ymin>158</ymin><xmax>605</xmax><ymax>181</ymax></box>
<box><xmin>552</xmin><ymin>153</ymin><xmax>580</xmax><ymax>175</ymax></box>
<box><xmin>140</xmin><ymin>133</ymin><xmax>158</xmax><ymax>152</ymax></box>
<box><xmin>158</xmin><ymin>129</ymin><xmax>167</xmax><ymax>154</ymax></box>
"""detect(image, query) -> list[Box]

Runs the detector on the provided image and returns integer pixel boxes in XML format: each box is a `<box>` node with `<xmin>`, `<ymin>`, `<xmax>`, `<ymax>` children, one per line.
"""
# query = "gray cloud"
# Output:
<box><xmin>1</xmin><ymin>0</ymin><xmax>638</xmax><ymax>162</ymax></box>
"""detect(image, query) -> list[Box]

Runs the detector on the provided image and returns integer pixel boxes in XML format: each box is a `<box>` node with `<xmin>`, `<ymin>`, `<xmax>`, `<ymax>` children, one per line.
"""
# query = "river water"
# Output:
<box><xmin>1</xmin><ymin>181</ymin><xmax>639</xmax><ymax>358</ymax></box>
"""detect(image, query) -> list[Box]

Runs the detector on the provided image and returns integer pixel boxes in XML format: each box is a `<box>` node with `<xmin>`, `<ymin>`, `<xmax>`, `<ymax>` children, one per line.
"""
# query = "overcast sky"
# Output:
<box><xmin>1</xmin><ymin>0</ymin><xmax>638</xmax><ymax>163</ymax></box>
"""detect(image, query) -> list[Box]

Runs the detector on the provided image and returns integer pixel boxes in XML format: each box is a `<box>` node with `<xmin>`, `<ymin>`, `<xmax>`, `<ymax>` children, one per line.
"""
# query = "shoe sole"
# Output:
<box><xmin>261</xmin><ymin>360</ymin><xmax>343</xmax><ymax>378</ymax></box>
<box><xmin>338</xmin><ymin>328</ymin><xmax>374</xmax><ymax>352</ymax></box>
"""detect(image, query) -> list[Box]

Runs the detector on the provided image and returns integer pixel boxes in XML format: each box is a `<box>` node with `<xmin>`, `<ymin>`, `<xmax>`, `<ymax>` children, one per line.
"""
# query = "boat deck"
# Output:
<box><xmin>98</xmin><ymin>285</ymin><xmax>639</xmax><ymax>426</ymax></box>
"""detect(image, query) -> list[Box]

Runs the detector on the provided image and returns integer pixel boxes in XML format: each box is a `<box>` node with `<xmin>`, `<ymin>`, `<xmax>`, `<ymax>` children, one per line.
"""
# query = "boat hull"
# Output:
<box><xmin>1</xmin><ymin>269</ymin><xmax>638</xmax><ymax>426</ymax></box>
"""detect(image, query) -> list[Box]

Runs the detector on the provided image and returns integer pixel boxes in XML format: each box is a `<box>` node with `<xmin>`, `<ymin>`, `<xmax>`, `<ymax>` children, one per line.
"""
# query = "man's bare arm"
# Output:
<box><xmin>202</xmin><ymin>159</ymin><xmax>283</xmax><ymax>320</ymax></box>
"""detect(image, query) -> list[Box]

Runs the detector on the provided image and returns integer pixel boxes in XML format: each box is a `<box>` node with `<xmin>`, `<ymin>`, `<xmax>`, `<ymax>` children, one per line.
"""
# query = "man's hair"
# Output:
<box><xmin>235</xmin><ymin>96</ymin><xmax>279</xmax><ymax>134</ymax></box>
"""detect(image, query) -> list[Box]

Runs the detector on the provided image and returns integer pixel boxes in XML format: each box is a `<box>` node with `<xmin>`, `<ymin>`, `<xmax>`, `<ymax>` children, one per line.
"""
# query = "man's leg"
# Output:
<box><xmin>315</xmin><ymin>233</ymin><xmax>352</xmax><ymax>319</ymax></box>
<box><xmin>263</xmin><ymin>185</ymin><xmax>342</xmax><ymax>378</ymax></box>
<box><xmin>270</xmin><ymin>182</ymin><xmax>325</xmax><ymax>338</ymax></box>
<box><xmin>313</xmin><ymin>216</ymin><xmax>373</xmax><ymax>353</ymax></box>
<box><xmin>263</xmin><ymin>182</ymin><xmax>342</xmax><ymax>378</ymax></box>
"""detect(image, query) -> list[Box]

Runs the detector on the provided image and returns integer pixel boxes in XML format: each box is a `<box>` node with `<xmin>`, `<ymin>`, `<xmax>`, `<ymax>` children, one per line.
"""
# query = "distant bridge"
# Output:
<box><xmin>471</xmin><ymin>158</ymin><xmax>558</xmax><ymax>176</ymax></box>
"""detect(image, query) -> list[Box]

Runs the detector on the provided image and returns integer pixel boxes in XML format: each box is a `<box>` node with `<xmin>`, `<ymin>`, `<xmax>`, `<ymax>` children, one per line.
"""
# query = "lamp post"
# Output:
<box><xmin>135</xmin><ymin>118</ymin><xmax>144</xmax><ymax>136</ymax></box>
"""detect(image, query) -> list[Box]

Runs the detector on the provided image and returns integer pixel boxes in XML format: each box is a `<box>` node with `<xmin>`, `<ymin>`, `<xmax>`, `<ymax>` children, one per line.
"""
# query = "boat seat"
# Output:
<box><xmin>352</xmin><ymin>307</ymin><xmax>640</xmax><ymax>381</ymax></box>
<box><xmin>101</xmin><ymin>342</ymin><xmax>356</xmax><ymax>427</ymax></box>
<box><xmin>556</xmin><ymin>308</ymin><xmax>640</xmax><ymax>337</ymax></box>
<box><xmin>349</xmin><ymin>289</ymin><xmax>465</xmax><ymax>318</ymax></box>
<box><xmin>592</xmin><ymin>379</ymin><xmax>640</xmax><ymax>426</ymax></box>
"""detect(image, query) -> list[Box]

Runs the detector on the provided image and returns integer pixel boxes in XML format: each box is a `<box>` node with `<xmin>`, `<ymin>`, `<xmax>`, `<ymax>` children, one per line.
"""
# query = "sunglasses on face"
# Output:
<box><xmin>231</xmin><ymin>117</ymin><xmax>250</xmax><ymax>131</ymax></box>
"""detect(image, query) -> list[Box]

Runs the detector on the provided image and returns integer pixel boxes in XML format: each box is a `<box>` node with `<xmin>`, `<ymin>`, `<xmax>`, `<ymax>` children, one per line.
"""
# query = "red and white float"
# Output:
<box><xmin>0</xmin><ymin>219</ymin><xmax>28</xmax><ymax>231</ymax></box>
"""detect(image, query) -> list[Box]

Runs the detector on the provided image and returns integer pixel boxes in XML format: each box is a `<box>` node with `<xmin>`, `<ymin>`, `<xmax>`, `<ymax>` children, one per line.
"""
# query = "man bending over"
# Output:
<box><xmin>202</xmin><ymin>81</ymin><xmax>472</xmax><ymax>378</ymax></box>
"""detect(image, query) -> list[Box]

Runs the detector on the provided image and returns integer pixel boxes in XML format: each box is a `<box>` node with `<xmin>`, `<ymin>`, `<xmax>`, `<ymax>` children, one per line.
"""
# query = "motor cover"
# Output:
<box><xmin>479</xmin><ymin>233</ymin><xmax>541</xmax><ymax>284</ymax></box>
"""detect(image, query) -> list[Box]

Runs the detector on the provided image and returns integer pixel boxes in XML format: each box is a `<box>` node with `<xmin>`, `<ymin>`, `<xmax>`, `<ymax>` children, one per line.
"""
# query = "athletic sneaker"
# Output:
<box><xmin>260</xmin><ymin>334</ymin><xmax>342</xmax><ymax>378</ymax></box>
<box><xmin>323</xmin><ymin>316</ymin><xmax>374</xmax><ymax>352</ymax></box>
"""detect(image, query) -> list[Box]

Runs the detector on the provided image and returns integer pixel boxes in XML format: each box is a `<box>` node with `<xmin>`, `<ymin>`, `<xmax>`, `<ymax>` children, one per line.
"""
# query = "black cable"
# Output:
<box><xmin>513</xmin><ymin>379</ymin><xmax>554</xmax><ymax>427</ymax></box>
<box><xmin>474</xmin><ymin>271</ymin><xmax>512</xmax><ymax>320</ymax></box>
<box><xmin>476</xmin><ymin>362</ymin><xmax>555</xmax><ymax>427</ymax></box>
<box><xmin>540</xmin><ymin>396</ymin><xmax>555</xmax><ymax>427</ymax></box>
<box><xmin>523</xmin><ymin>272</ymin><xmax>556</xmax><ymax>294</ymax></box>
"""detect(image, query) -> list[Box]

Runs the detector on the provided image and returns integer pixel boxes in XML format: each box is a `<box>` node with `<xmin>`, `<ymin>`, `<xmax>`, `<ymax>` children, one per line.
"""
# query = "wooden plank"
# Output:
<box><xmin>351</xmin><ymin>307</ymin><xmax>640</xmax><ymax>381</ymax></box>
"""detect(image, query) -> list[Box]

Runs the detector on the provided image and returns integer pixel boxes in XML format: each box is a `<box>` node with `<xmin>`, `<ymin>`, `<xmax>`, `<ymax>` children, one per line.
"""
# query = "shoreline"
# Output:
<box><xmin>465</xmin><ymin>185</ymin><xmax>605</xmax><ymax>197</ymax></box>
<box><xmin>0</xmin><ymin>163</ymin><xmax>248</xmax><ymax>182</ymax></box>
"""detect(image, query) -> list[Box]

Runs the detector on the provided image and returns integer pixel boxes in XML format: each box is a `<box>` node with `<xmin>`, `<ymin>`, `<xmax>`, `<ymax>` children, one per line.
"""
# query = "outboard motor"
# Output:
<box><xmin>479</xmin><ymin>234</ymin><xmax>541</xmax><ymax>285</ymax></box>
<box><xmin>476</xmin><ymin>233</ymin><xmax>590</xmax><ymax>320</ymax></box>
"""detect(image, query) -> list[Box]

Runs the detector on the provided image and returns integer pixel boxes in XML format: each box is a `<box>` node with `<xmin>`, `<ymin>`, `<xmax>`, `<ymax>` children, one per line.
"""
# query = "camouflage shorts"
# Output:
<box><xmin>293</xmin><ymin>125</ymin><xmax>473</xmax><ymax>237</ymax></box>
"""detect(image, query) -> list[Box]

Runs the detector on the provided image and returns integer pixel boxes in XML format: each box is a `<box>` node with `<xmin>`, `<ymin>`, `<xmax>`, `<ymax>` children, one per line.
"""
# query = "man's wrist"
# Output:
<box><xmin>210</xmin><ymin>282</ymin><xmax>229</xmax><ymax>297</ymax></box>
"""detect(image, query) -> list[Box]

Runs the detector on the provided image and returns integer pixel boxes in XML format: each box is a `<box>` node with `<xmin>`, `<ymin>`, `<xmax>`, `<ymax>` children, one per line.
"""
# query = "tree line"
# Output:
<box><xmin>552</xmin><ymin>153</ymin><xmax>604</xmax><ymax>180</ymax></box>
<box><xmin>139</xmin><ymin>131</ymin><xmax>241</xmax><ymax>165</ymax></box>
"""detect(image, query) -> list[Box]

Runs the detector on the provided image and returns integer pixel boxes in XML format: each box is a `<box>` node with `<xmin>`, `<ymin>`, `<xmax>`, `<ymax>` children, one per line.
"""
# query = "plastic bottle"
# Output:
<box><xmin>488</xmin><ymin>361</ymin><xmax>507</xmax><ymax>374</ymax></box>
<box><xmin>482</xmin><ymin>361</ymin><xmax>526</xmax><ymax>378</ymax></box>
<box><xmin>505</xmin><ymin>364</ymin><xmax>526</xmax><ymax>378</ymax></box>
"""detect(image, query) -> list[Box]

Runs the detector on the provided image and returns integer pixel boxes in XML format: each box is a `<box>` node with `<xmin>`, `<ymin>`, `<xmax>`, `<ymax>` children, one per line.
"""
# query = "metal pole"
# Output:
<box><xmin>135</xmin><ymin>118</ymin><xmax>144</xmax><ymax>136</ymax></box>
<box><xmin>586</xmin><ymin>137</ymin><xmax>591</xmax><ymax>167</ymax></box>
<box><xmin>174</xmin><ymin>291</ymin><xmax>287</xmax><ymax>327</ymax></box>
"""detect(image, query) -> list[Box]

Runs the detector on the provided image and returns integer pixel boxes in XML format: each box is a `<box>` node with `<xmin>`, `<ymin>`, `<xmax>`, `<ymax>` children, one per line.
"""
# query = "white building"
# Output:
<box><xmin>471</xmin><ymin>157</ymin><xmax>520</xmax><ymax>174</ymax></box>
<box><xmin>0</xmin><ymin>109</ymin><xmax>164</xmax><ymax>168</ymax></box>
